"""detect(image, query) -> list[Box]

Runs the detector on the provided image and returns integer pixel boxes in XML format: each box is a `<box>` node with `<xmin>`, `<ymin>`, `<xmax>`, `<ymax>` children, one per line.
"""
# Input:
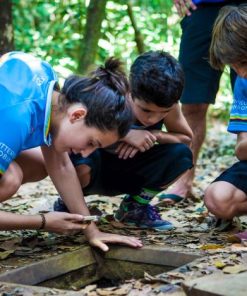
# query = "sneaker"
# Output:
<box><xmin>53</xmin><ymin>197</ymin><xmax>69</xmax><ymax>212</ymax></box>
<box><xmin>114</xmin><ymin>197</ymin><xmax>174</xmax><ymax>231</ymax></box>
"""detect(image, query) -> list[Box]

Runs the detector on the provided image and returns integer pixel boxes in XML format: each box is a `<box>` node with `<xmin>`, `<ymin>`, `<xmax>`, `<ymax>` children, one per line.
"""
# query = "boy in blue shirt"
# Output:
<box><xmin>0</xmin><ymin>52</ymin><xmax>142</xmax><ymax>251</ymax></box>
<box><xmin>55</xmin><ymin>51</ymin><xmax>193</xmax><ymax>230</ymax></box>
<box><xmin>204</xmin><ymin>5</ymin><xmax>247</xmax><ymax>226</ymax></box>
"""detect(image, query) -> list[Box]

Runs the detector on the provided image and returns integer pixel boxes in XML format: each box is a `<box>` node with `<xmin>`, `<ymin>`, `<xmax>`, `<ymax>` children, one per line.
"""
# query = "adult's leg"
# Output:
<box><xmin>167</xmin><ymin>5</ymin><xmax>224</xmax><ymax>199</ymax></box>
<box><xmin>167</xmin><ymin>103</ymin><xmax>209</xmax><ymax>198</ymax></box>
<box><xmin>204</xmin><ymin>181</ymin><xmax>247</xmax><ymax>219</ymax></box>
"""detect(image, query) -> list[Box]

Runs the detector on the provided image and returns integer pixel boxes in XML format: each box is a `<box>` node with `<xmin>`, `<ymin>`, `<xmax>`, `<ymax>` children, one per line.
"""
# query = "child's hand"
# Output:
<box><xmin>115</xmin><ymin>143</ymin><xmax>139</xmax><ymax>159</ymax></box>
<box><xmin>86</xmin><ymin>229</ymin><xmax>143</xmax><ymax>252</ymax></box>
<box><xmin>43</xmin><ymin>212</ymin><xmax>88</xmax><ymax>234</ymax></box>
<box><xmin>123</xmin><ymin>130</ymin><xmax>157</xmax><ymax>152</ymax></box>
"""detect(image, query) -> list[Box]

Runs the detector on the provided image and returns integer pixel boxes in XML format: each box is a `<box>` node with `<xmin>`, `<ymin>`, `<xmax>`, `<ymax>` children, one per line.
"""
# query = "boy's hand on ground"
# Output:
<box><xmin>173</xmin><ymin>0</ymin><xmax>197</xmax><ymax>17</ymax></box>
<box><xmin>86</xmin><ymin>229</ymin><xmax>143</xmax><ymax>252</ymax></box>
<box><xmin>115</xmin><ymin>143</ymin><xmax>139</xmax><ymax>159</ymax></box>
<box><xmin>123</xmin><ymin>130</ymin><xmax>156</xmax><ymax>152</ymax></box>
<box><xmin>44</xmin><ymin>212</ymin><xmax>88</xmax><ymax>234</ymax></box>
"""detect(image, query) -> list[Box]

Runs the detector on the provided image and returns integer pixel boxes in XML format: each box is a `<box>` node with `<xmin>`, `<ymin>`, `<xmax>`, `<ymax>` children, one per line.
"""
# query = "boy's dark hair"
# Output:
<box><xmin>130</xmin><ymin>51</ymin><xmax>184</xmax><ymax>108</ymax></box>
<box><xmin>210</xmin><ymin>4</ymin><xmax>247</xmax><ymax>70</ymax></box>
<box><xmin>61</xmin><ymin>58</ymin><xmax>133</xmax><ymax>138</ymax></box>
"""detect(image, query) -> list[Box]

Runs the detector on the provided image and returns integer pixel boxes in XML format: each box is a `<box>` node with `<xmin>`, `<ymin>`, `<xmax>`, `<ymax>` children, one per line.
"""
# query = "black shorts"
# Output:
<box><xmin>71</xmin><ymin>143</ymin><xmax>193</xmax><ymax>196</ymax></box>
<box><xmin>213</xmin><ymin>161</ymin><xmax>247</xmax><ymax>194</ymax></box>
<box><xmin>178</xmin><ymin>1</ymin><xmax>245</xmax><ymax>104</ymax></box>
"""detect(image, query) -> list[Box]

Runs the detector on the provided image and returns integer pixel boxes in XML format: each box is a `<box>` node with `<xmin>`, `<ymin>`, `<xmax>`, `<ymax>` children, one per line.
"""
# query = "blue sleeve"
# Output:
<box><xmin>0</xmin><ymin>108</ymin><xmax>24</xmax><ymax>175</ymax></box>
<box><xmin>228</xmin><ymin>77</ymin><xmax>247</xmax><ymax>134</ymax></box>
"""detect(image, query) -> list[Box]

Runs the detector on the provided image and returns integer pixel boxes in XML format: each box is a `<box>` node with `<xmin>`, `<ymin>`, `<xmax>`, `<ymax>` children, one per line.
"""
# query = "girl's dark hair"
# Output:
<box><xmin>210</xmin><ymin>4</ymin><xmax>247</xmax><ymax>70</ymax></box>
<box><xmin>61</xmin><ymin>58</ymin><xmax>133</xmax><ymax>138</ymax></box>
<box><xmin>130</xmin><ymin>51</ymin><xmax>184</xmax><ymax>108</ymax></box>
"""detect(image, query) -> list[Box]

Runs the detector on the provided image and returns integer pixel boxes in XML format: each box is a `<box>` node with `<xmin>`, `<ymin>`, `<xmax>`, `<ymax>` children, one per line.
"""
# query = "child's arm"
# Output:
<box><xmin>0</xmin><ymin>210</ymin><xmax>87</xmax><ymax>233</ymax></box>
<box><xmin>235</xmin><ymin>132</ymin><xmax>247</xmax><ymax>160</ymax></box>
<box><xmin>151</xmin><ymin>104</ymin><xmax>193</xmax><ymax>146</ymax></box>
<box><xmin>41</xmin><ymin>145</ymin><xmax>142</xmax><ymax>251</ymax></box>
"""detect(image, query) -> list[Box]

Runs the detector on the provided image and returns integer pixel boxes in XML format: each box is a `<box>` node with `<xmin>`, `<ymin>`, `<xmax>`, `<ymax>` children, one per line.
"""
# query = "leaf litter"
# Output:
<box><xmin>1</xmin><ymin>122</ymin><xmax>247</xmax><ymax>295</ymax></box>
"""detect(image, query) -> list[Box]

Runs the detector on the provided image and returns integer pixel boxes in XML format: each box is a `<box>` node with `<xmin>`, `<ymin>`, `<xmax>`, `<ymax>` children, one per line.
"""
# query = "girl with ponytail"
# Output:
<box><xmin>0</xmin><ymin>52</ymin><xmax>142</xmax><ymax>251</ymax></box>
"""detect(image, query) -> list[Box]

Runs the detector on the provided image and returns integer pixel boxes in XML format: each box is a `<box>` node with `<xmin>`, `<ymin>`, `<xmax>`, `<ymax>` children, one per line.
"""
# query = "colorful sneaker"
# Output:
<box><xmin>53</xmin><ymin>197</ymin><xmax>69</xmax><ymax>212</ymax></box>
<box><xmin>114</xmin><ymin>197</ymin><xmax>174</xmax><ymax>231</ymax></box>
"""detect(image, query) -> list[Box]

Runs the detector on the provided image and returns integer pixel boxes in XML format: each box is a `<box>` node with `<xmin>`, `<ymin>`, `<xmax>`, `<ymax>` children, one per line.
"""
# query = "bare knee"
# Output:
<box><xmin>16</xmin><ymin>148</ymin><xmax>47</xmax><ymax>183</ymax></box>
<box><xmin>204</xmin><ymin>182</ymin><xmax>239</xmax><ymax>219</ymax></box>
<box><xmin>0</xmin><ymin>163</ymin><xmax>23</xmax><ymax>202</ymax></box>
<box><xmin>75</xmin><ymin>164</ymin><xmax>91</xmax><ymax>188</ymax></box>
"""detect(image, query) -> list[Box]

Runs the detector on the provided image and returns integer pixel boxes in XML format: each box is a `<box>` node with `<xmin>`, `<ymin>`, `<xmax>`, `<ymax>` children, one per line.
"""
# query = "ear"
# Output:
<box><xmin>68</xmin><ymin>105</ymin><xmax>87</xmax><ymax>123</ymax></box>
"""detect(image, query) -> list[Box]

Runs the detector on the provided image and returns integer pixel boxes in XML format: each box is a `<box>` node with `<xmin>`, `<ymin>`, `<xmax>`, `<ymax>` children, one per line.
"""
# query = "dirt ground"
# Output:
<box><xmin>1</xmin><ymin>121</ymin><xmax>247</xmax><ymax>295</ymax></box>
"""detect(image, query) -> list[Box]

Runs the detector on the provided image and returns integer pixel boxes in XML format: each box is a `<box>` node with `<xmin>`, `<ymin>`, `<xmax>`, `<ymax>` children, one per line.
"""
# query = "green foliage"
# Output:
<box><xmin>13</xmin><ymin>0</ymin><xmax>180</xmax><ymax>70</ymax></box>
<box><xmin>13</xmin><ymin>0</ymin><xmax>87</xmax><ymax>77</ymax></box>
<box><xmin>12</xmin><ymin>0</ymin><xmax>232</xmax><ymax>118</ymax></box>
<box><xmin>100</xmin><ymin>0</ymin><xmax>180</xmax><ymax>68</ymax></box>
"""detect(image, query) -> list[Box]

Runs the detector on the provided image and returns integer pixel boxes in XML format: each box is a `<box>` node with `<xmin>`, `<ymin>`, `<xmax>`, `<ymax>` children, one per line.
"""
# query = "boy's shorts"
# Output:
<box><xmin>213</xmin><ymin>161</ymin><xmax>247</xmax><ymax>195</ymax></box>
<box><xmin>179</xmin><ymin>2</ymin><xmax>240</xmax><ymax>104</ymax></box>
<box><xmin>70</xmin><ymin>143</ymin><xmax>193</xmax><ymax>196</ymax></box>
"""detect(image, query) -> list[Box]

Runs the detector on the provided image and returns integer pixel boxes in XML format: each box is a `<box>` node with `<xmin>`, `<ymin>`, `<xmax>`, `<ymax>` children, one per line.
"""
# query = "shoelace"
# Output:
<box><xmin>146</xmin><ymin>204</ymin><xmax>161</xmax><ymax>220</ymax></box>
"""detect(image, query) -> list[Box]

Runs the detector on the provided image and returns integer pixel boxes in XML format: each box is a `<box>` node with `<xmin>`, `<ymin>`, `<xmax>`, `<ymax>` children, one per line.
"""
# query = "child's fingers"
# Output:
<box><xmin>118</xmin><ymin>144</ymin><xmax>131</xmax><ymax>158</ymax></box>
<box><xmin>115</xmin><ymin>142</ymin><xmax>125</xmax><ymax>153</ymax></box>
<box><xmin>69</xmin><ymin>222</ymin><xmax>88</xmax><ymax>230</ymax></box>
<box><xmin>149</xmin><ymin>133</ymin><xmax>157</xmax><ymax>142</ymax></box>
<box><xmin>63</xmin><ymin>213</ymin><xmax>85</xmax><ymax>222</ymax></box>
<box><xmin>90</xmin><ymin>239</ymin><xmax>109</xmax><ymax>252</ymax></box>
<box><xmin>147</xmin><ymin>137</ymin><xmax>156</xmax><ymax>147</ymax></box>
<box><xmin>123</xmin><ymin>146</ymin><xmax>135</xmax><ymax>159</ymax></box>
<box><xmin>129</xmin><ymin>148</ymin><xmax>138</xmax><ymax>158</ymax></box>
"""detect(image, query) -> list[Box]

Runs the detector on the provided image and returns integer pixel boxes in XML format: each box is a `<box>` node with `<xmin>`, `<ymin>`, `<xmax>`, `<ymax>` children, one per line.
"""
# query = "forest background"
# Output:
<box><xmin>1</xmin><ymin>0</ymin><xmax>233</xmax><ymax>122</ymax></box>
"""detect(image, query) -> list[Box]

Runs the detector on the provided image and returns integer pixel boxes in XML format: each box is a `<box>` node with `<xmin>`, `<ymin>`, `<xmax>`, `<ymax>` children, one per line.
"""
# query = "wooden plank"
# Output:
<box><xmin>183</xmin><ymin>272</ymin><xmax>247</xmax><ymax>296</ymax></box>
<box><xmin>103</xmin><ymin>245</ymin><xmax>201</xmax><ymax>267</ymax></box>
<box><xmin>0</xmin><ymin>246</ymin><xmax>96</xmax><ymax>285</ymax></box>
<box><xmin>0</xmin><ymin>281</ymin><xmax>83</xmax><ymax>295</ymax></box>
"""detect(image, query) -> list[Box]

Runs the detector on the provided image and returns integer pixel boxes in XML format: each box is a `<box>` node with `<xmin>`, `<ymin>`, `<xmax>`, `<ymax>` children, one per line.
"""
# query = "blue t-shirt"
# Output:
<box><xmin>193</xmin><ymin>0</ymin><xmax>225</xmax><ymax>3</ymax></box>
<box><xmin>228</xmin><ymin>77</ymin><xmax>247</xmax><ymax>133</ymax></box>
<box><xmin>0</xmin><ymin>52</ymin><xmax>57</xmax><ymax>174</ymax></box>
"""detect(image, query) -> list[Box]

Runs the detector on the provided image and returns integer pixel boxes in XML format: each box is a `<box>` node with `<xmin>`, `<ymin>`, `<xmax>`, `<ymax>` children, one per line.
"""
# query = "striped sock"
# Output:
<box><xmin>131</xmin><ymin>188</ymin><xmax>160</xmax><ymax>205</ymax></box>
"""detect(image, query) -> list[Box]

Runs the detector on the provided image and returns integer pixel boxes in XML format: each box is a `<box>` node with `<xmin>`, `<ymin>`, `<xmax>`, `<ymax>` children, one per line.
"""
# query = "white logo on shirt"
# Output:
<box><xmin>33</xmin><ymin>75</ymin><xmax>46</xmax><ymax>86</ymax></box>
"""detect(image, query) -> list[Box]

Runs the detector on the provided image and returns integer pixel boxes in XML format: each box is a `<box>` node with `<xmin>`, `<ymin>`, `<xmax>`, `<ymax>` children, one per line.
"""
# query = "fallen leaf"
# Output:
<box><xmin>200</xmin><ymin>244</ymin><xmax>224</xmax><ymax>250</ymax></box>
<box><xmin>223</xmin><ymin>264</ymin><xmax>247</xmax><ymax>274</ymax></box>
<box><xmin>214</xmin><ymin>260</ymin><xmax>226</xmax><ymax>269</ymax></box>
<box><xmin>0</xmin><ymin>250</ymin><xmax>15</xmax><ymax>260</ymax></box>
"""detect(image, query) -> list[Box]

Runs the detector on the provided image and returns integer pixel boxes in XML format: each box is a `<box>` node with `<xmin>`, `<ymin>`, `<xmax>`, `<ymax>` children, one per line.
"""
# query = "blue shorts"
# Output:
<box><xmin>213</xmin><ymin>161</ymin><xmax>247</xmax><ymax>194</ymax></box>
<box><xmin>70</xmin><ymin>143</ymin><xmax>193</xmax><ymax>196</ymax></box>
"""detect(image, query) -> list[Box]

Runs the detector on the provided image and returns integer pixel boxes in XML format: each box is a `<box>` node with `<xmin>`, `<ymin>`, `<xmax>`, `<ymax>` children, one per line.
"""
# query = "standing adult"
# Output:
<box><xmin>165</xmin><ymin>0</ymin><xmax>246</xmax><ymax>202</ymax></box>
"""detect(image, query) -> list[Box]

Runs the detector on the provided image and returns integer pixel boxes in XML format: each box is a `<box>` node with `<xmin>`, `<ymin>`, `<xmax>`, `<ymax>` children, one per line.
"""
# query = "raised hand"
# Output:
<box><xmin>173</xmin><ymin>0</ymin><xmax>197</xmax><ymax>17</ymax></box>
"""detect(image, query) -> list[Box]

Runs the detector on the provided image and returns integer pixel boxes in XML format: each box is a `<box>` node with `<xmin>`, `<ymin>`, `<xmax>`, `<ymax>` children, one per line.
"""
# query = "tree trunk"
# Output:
<box><xmin>0</xmin><ymin>0</ymin><xmax>14</xmax><ymax>55</ymax></box>
<box><xmin>127</xmin><ymin>1</ymin><xmax>145</xmax><ymax>54</ymax></box>
<box><xmin>78</xmin><ymin>0</ymin><xmax>107</xmax><ymax>74</ymax></box>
